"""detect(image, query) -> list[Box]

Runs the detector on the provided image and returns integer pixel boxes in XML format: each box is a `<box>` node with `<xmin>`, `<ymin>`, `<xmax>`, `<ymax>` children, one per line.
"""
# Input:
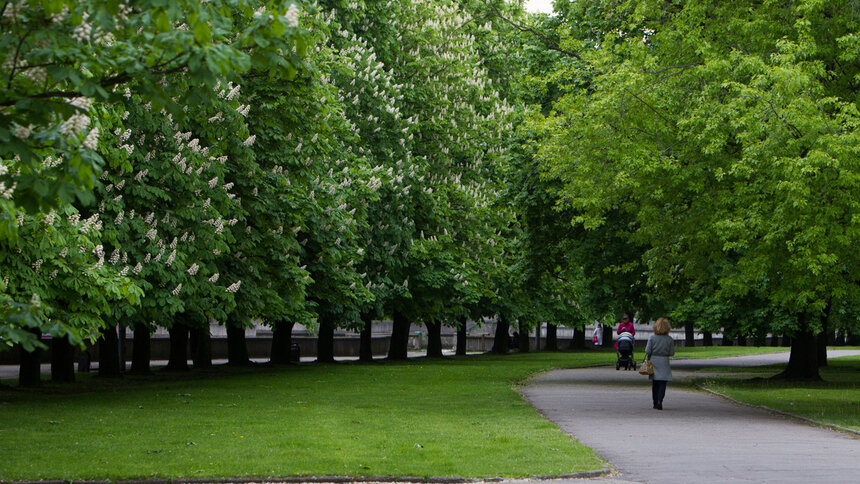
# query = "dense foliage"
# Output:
<box><xmin>2</xmin><ymin>0</ymin><xmax>857</xmax><ymax>383</ymax></box>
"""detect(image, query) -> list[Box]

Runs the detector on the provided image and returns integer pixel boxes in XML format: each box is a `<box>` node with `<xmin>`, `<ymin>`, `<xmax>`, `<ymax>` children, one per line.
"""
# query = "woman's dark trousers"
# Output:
<box><xmin>652</xmin><ymin>380</ymin><xmax>668</xmax><ymax>408</ymax></box>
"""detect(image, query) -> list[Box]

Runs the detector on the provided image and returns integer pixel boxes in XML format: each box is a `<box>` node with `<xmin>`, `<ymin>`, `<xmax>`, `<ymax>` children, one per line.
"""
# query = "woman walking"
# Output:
<box><xmin>645</xmin><ymin>317</ymin><xmax>675</xmax><ymax>410</ymax></box>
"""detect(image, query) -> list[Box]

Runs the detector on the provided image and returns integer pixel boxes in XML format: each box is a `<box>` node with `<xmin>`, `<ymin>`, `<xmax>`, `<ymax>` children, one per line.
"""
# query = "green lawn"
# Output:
<box><xmin>0</xmin><ymin>346</ymin><xmax>791</xmax><ymax>480</ymax></box>
<box><xmin>696</xmin><ymin>353</ymin><xmax>860</xmax><ymax>432</ymax></box>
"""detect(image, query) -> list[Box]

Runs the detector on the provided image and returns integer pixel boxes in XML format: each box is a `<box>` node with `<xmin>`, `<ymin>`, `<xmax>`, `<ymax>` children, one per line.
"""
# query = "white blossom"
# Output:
<box><xmin>285</xmin><ymin>4</ymin><xmax>300</xmax><ymax>28</ymax></box>
<box><xmin>13</xmin><ymin>124</ymin><xmax>32</xmax><ymax>139</ymax></box>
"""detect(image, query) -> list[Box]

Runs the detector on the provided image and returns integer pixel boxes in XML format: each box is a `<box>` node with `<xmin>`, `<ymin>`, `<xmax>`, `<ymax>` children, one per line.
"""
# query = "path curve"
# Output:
<box><xmin>521</xmin><ymin>351</ymin><xmax>860</xmax><ymax>484</ymax></box>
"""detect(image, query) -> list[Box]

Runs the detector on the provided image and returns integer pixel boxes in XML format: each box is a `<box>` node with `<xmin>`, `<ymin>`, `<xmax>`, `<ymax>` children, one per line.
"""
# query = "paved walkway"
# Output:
<box><xmin>521</xmin><ymin>350</ymin><xmax>860</xmax><ymax>484</ymax></box>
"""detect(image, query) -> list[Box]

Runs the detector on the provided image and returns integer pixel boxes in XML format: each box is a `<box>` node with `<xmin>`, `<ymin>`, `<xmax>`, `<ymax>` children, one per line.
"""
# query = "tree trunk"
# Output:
<box><xmin>455</xmin><ymin>317</ymin><xmax>467</xmax><ymax>356</ymax></box>
<box><xmin>818</xmin><ymin>301</ymin><xmax>831</xmax><ymax>367</ymax></box>
<box><xmin>118</xmin><ymin>325</ymin><xmax>127</xmax><ymax>372</ymax></box>
<box><xmin>271</xmin><ymin>320</ymin><xmax>296</xmax><ymax>364</ymax></box>
<box><xmin>570</xmin><ymin>325</ymin><xmax>586</xmax><ymax>350</ymax></box>
<box><xmin>315</xmin><ymin>315</ymin><xmax>335</xmax><ymax>363</ymax></box>
<box><xmin>721</xmin><ymin>328</ymin><xmax>734</xmax><ymax>346</ymax></box>
<box><xmin>775</xmin><ymin>313</ymin><xmax>821</xmax><ymax>380</ymax></box>
<box><xmin>18</xmin><ymin>330</ymin><xmax>42</xmax><ymax>387</ymax></box>
<box><xmin>227</xmin><ymin>325</ymin><xmax>251</xmax><ymax>365</ymax></box>
<box><xmin>702</xmin><ymin>331</ymin><xmax>713</xmax><ymax>346</ymax></box>
<box><xmin>387</xmin><ymin>310</ymin><xmax>410</xmax><ymax>360</ymax></box>
<box><xmin>426</xmin><ymin>320</ymin><xmax>443</xmax><ymax>358</ymax></box>
<box><xmin>534</xmin><ymin>322</ymin><xmax>541</xmax><ymax>351</ymax></box>
<box><xmin>602</xmin><ymin>324</ymin><xmax>613</xmax><ymax>349</ymax></box>
<box><xmin>51</xmin><ymin>336</ymin><xmax>75</xmax><ymax>383</ymax></box>
<box><xmin>753</xmin><ymin>329</ymin><xmax>767</xmax><ymax>346</ymax></box>
<box><xmin>816</xmin><ymin>332</ymin><xmax>828</xmax><ymax>368</ymax></box>
<box><xmin>166</xmin><ymin>323</ymin><xmax>189</xmax><ymax>371</ymax></box>
<box><xmin>781</xmin><ymin>334</ymin><xmax>792</xmax><ymax>347</ymax></box>
<box><xmin>358</xmin><ymin>314</ymin><xmax>373</xmax><ymax>362</ymax></box>
<box><xmin>736</xmin><ymin>334</ymin><xmax>747</xmax><ymax>347</ymax></box>
<box><xmin>130</xmin><ymin>323</ymin><xmax>151</xmax><ymax>374</ymax></box>
<box><xmin>98</xmin><ymin>323</ymin><xmax>122</xmax><ymax>378</ymax></box>
<box><xmin>492</xmin><ymin>315</ymin><xmax>509</xmax><ymax>355</ymax></box>
<box><xmin>684</xmin><ymin>321</ymin><xmax>695</xmax><ymax>347</ymax></box>
<box><xmin>191</xmin><ymin>326</ymin><xmax>212</xmax><ymax>369</ymax></box>
<box><xmin>518</xmin><ymin>320</ymin><xmax>530</xmax><ymax>353</ymax></box>
<box><xmin>546</xmin><ymin>324</ymin><xmax>558</xmax><ymax>351</ymax></box>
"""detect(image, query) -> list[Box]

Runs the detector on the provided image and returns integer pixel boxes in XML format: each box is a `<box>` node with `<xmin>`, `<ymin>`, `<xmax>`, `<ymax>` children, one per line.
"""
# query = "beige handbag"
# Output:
<box><xmin>638</xmin><ymin>359</ymin><xmax>653</xmax><ymax>376</ymax></box>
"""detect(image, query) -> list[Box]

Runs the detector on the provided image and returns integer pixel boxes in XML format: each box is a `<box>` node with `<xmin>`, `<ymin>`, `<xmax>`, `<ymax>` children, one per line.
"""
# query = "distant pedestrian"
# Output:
<box><xmin>592</xmin><ymin>320</ymin><xmax>603</xmax><ymax>347</ymax></box>
<box><xmin>617</xmin><ymin>313</ymin><xmax>635</xmax><ymax>336</ymax></box>
<box><xmin>645</xmin><ymin>317</ymin><xmax>675</xmax><ymax>410</ymax></box>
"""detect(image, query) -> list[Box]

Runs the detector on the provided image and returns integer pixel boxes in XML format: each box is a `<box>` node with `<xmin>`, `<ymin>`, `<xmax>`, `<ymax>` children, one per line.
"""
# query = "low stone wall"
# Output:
<box><xmin>1</xmin><ymin>332</ymin><xmax>793</xmax><ymax>365</ymax></box>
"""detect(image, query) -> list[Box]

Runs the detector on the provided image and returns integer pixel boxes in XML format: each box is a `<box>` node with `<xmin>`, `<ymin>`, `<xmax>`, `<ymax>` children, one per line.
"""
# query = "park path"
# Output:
<box><xmin>521</xmin><ymin>350</ymin><xmax>860</xmax><ymax>484</ymax></box>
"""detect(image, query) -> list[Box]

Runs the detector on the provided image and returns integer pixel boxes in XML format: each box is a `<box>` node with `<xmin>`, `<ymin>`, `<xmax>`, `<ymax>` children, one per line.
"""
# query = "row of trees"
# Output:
<box><xmin>2</xmin><ymin>0</ymin><xmax>592</xmax><ymax>387</ymax></box>
<box><xmin>3</xmin><ymin>0</ymin><xmax>856</xmax><ymax>385</ymax></box>
<box><xmin>514</xmin><ymin>0</ymin><xmax>860</xmax><ymax>379</ymax></box>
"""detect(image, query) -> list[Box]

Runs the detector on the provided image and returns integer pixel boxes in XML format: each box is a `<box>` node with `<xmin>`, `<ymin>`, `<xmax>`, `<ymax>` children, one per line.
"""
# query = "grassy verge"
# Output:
<box><xmin>696</xmin><ymin>353</ymin><xmax>860</xmax><ymax>432</ymax></box>
<box><xmin>0</xmin><ymin>346</ymin><xmax>785</xmax><ymax>480</ymax></box>
<box><xmin>669</xmin><ymin>345</ymin><xmax>788</xmax><ymax>359</ymax></box>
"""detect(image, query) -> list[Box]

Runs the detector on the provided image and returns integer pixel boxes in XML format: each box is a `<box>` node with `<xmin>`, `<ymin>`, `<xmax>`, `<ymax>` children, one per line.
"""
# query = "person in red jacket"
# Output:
<box><xmin>617</xmin><ymin>313</ymin><xmax>635</xmax><ymax>335</ymax></box>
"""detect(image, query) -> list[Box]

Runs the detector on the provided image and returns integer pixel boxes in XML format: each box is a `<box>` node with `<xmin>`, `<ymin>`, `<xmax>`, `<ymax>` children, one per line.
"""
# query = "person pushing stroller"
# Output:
<box><xmin>615</xmin><ymin>331</ymin><xmax>636</xmax><ymax>370</ymax></box>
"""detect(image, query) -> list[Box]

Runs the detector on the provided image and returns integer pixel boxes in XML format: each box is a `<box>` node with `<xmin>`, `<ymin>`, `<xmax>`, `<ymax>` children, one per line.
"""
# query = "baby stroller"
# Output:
<box><xmin>615</xmin><ymin>332</ymin><xmax>637</xmax><ymax>370</ymax></box>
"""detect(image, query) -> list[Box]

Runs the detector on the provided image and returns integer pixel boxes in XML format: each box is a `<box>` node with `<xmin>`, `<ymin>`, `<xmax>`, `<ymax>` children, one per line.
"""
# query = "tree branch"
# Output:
<box><xmin>491</xmin><ymin>10</ymin><xmax>581</xmax><ymax>60</ymax></box>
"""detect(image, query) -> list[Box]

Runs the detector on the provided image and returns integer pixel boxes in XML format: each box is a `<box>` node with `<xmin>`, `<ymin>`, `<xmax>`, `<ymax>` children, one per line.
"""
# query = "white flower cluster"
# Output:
<box><xmin>642</xmin><ymin>28</ymin><xmax>655</xmax><ymax>44</ymax></box>
<box><xmin>83</xmin><ymin>127</ymin><xmax>99</xmax><ymax>150</ymax></box>
<box><xmin>14</xmin><ymin>124</ymin><xmax>32</xmax><ymax>139</ymax></box>
<box><xmin>225</xmin><ymin>280</ymin><xmax>242</xmax><ymax>293</ymax></box>
<box><xmin>285</xmin><ymin>4</ymin><xmax>300</xmax><ymax>28</ymax></box>
<box><xmin>73</xmin><ymin>13</ymin><xmax>92</xmax><ymax>43</ymax></box>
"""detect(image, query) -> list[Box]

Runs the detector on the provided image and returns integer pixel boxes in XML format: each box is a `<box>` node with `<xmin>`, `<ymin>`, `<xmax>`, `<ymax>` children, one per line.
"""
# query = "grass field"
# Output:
<box><xmin>0</xmin><ymin>346</ymin><xmax>797</xmax><ymax>480</ymax></box>
<box><xmin>696</xmin><ymin>353</ymin><xmax>860</xmax><ymax>432</ymax></box>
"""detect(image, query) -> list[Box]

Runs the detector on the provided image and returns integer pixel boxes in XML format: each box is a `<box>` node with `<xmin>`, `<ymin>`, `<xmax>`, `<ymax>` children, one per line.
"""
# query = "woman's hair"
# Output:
<box><xmin>654</xmin><ymin>317</ymin><xmax>671</xmax><ymax>335</ymax></box>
